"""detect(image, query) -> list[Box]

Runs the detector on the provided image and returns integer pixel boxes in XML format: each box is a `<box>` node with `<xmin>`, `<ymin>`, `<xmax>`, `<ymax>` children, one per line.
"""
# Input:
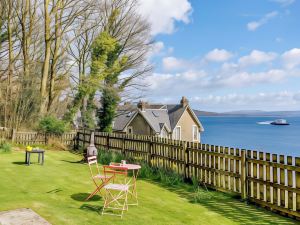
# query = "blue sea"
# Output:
<box><xmin>199</xmin><ymin>116</ymin><xmax>300</xmax><ymax>157</ymax></box>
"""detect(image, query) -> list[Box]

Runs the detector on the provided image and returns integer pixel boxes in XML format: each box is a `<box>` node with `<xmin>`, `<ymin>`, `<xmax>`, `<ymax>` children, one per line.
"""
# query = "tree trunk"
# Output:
<box><xmin>40</xmin><ymin>0</ymin><xmax>51</xmax><ymax>115</ymax></box>
<box><xmin>4</xmin><ymin>0</ymin><xmax>14</xmax><ymax>128</ymax></box>
<box><xmin>21</xmin><ymin>0</ymin><xmax>30</xmax><ymax>77</ymax></box>
<box><xmin>47</xmin><ymin>1</ymin><xmax>62</xmax><ymax>112</ymax></box>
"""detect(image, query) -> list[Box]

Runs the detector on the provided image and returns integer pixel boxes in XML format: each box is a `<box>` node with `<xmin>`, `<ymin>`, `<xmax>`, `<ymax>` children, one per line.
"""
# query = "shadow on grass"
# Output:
<box><xmin>46</xmin><ymin>188</ymin><xmax>63</xmax><ymax>194</ymax></box>
<box><xmin>80</xmin><ymin>204</ymin><xmax>103</xmax><ymax>214</ymax></box>
<box><xmin>71</xmin><ymin>193</ymin><xmax>101</xmax><ymax>202</ymax></box>
<box><xmin>12</xmin><ymin>162</ymin><xmax>27</xmax><ymax>165</ymax></box>
<box><xmin>61</xmin><ymin>159</ymin><xmax>85</xmax><ymax>164</ymax></box>
<box><xmin>143</xmin><ymin>179</ymin><xmax>298</xmax><ymax>225</ymax></box>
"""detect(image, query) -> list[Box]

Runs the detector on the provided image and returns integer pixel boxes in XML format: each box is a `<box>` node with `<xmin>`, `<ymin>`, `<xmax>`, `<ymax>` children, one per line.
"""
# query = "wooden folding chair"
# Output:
<box><xmin>85</xmin><ymin>156</ymin><xmax>113</xmax><ymax>201</ymax></box>
<box><xmin>102</xmin><ymin>165</ymin><xmax>129</xmax><ymax>218</ymax></box>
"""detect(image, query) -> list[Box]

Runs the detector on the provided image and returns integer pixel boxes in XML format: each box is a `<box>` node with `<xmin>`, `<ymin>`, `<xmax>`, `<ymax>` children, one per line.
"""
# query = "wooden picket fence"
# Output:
<box><xmin>0</xmin><ymin>129</ymin><xmax>77</xmax><ymax>147</ymax></box>
<box><xmin>76</xmin><ymin>129</ymin><xmax>300</xmax><ymax>219</ymax></box>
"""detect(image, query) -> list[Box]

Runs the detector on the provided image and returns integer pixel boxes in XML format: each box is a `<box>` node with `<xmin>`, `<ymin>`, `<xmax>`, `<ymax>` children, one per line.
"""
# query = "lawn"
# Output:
<box><xmin>0</xmin><ymin>151</ymin><xmax>298</xmax><ymax>225</ymax></box>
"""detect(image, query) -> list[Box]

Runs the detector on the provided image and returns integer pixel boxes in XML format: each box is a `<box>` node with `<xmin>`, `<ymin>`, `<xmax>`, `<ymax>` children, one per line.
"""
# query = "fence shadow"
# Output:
<box><xmin>146</xmin><ymin>180</ymin><xmax>297</xmax><ymax>225</ymax></box>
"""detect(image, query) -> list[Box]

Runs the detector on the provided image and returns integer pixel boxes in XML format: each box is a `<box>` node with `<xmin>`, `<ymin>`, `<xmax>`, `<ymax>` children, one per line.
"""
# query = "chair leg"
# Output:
<box><xmin>102</xmin><ymin>189</ymin><xmax>128</xmax><ymax>218</ymax></box>
<box><xmin>102</xmin><ymin>190</ymin><xmax>109</xmax><ymax>215</ymax></box>
<box><xmin>85</xmin><ymin>187</ymin><xmax>99</xmax><ymax>201</ymax></box>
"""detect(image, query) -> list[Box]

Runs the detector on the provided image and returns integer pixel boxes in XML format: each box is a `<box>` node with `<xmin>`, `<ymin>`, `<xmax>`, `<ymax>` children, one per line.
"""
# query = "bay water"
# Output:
<box><xmin>200</xmin><ymin>116</ymin><xmax>300</xmax><ymax>157</ymax></box>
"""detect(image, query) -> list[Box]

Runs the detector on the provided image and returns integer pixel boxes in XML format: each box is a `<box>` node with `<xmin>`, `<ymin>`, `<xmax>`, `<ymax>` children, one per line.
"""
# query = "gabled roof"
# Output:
<box><xmin>113</xmin><ymin>102</ymin><xmax>204</xmax><ymax>133</ymax></box>
<box><xmin>140</xmin><ymin>109</ymin><xmax>171</xmax><ymax>133</ymax></box>
<box><xmin>166</xmin><ymin>105</ymin><xmax>186</xmax><ymax>130</ymax></box>
<box><xmin>113</xmin><ymin>110</ymin><xmax>137</xmax><ymax>131</ymax></box>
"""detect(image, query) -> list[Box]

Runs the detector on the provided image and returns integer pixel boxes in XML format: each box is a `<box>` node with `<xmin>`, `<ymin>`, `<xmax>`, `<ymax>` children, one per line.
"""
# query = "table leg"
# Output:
<box><xmin>38</xmin><ymin>153</ymin><xmax>41</xmax><ymax>164</ymax></box>
<box><xmin>42</xmin><ymin>152</ymin><xmax>44</xmax><ymax>165</ymax></box>
<box><xmin>28</xmin><ymin>153</ymin><xmax>31</xmax><ymax>166</ymax></box>
<box><xmin>128</xmin><ymin>170</ymin><xmax>139</xmax><ymax>206</ymax></box>
<box><xmin>25</xmin><ymin>152</ymin><xmax>27</xmax><ymax>164</ymax></box>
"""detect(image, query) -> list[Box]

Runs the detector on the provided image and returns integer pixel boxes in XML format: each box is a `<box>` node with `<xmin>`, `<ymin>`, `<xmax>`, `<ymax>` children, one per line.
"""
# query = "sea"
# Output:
<box><xmin>199</xmin><ymin>116</ymin><xmax>300</xmax><ymax>157</ymax></box>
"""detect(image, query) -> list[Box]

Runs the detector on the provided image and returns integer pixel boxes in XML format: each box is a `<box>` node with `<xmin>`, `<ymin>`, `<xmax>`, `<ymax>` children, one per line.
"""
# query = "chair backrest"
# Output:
<box><xmin>103</xmin><ymin>165</ymin><xmax>128</xmax><ymax>184</ymax></box>
<box><xmin>87</xmin><ymin>156</ymin><xmax>100</xmax><ymax>179</ymax></box>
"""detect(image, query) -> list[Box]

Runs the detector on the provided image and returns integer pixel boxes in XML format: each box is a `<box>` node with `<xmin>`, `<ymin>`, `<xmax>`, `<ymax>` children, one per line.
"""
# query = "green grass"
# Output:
<box><xmin>0</xmin><ymin>151</ymin><xmax>297</xmax><ymax>225</ymax></box>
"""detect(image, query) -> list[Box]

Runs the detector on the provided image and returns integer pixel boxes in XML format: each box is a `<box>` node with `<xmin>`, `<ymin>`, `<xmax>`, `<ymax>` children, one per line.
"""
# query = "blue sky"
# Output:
<box><xmin>138</xmin><ymin>0</ymin><xmax>300</xmax><ymax>112</ymax></box>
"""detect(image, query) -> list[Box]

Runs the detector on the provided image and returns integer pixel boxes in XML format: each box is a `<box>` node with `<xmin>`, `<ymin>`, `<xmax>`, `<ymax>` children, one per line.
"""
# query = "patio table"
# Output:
<box><xmin>25</xmin><ymin>149</ymin><xmax>45</xmax><ymax>166</ymax></box>
<box><xmin>109</xmin><ymin>163</ymin><xmax>141</xmax><ymax>205</ymax></box>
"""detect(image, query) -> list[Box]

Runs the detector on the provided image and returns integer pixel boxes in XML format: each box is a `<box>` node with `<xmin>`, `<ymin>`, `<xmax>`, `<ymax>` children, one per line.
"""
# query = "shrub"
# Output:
<box><xmin>38</xmin><ymin>116</ymin><xmax>67</xmax><ymax>135</ymax></box>
<box><xmin>0</xmin><ymin>142</ymin><xmax>12</xmax><ymax>153</ymax></box>
<box><xmin>97</xmin><ymin>149</ymin><xmax>113</xmax><ymax>165</ymax></box>
<box><xmin>193</xmin><ymin>187</ymin><xmax>213</xmax><ymax>202</ymax></box>
<box><xmin>191</xmin><ymin>176</ymin><xmax>213</xmax><ymax>202</ymax></box>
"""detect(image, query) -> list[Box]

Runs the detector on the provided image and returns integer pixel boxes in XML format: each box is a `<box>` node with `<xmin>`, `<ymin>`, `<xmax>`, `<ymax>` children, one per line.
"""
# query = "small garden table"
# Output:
<box><xmin>109</xmin><ymin>163</ymin><xmax>141</xmax><ymax>205</ymax></box>
<box><xmin>25</xmin><ymin>149</ymin><xmax>45</xmax><ymax>166</ymax></box>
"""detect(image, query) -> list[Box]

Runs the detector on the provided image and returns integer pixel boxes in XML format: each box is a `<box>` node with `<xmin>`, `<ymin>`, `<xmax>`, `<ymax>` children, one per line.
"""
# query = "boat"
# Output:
<box><xmin>270</xmin><ymin>119</ymin><xmax>290</xmax><ymax>125</ymax></box>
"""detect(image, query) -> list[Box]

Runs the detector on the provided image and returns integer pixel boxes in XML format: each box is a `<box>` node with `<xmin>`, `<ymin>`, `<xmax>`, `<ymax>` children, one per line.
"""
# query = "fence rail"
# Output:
<box><xmin>76</xmin><ymin>129</ymin><xmax>300</xmax><ymax>219</ymax></box>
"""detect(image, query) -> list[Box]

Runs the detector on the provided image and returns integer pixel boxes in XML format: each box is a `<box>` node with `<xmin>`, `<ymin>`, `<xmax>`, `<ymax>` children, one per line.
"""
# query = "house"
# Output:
<box><xmin>113</xmin><ymin>97</ymin><xmax>204</xmax><ymax>142</ymax></box>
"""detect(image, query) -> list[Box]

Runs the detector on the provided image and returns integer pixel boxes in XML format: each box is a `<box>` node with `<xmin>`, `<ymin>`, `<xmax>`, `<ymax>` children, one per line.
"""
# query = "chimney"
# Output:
<box><xmin>180</xmin><ymin>96</ymin><xmax>189</xmax><ymax>108</ymax></box>
<box><xmin>137</xmin><ymin>100</ymin><xmax>147</xmax><ymax>111</ymax></box>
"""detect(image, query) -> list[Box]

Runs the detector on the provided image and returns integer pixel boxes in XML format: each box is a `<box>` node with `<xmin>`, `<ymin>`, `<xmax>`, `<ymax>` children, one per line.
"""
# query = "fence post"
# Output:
<box><xmin>75</xmin><ymin>132</ymin><xmax>79</xmax><ymax>150</ymax></box>
<box><xmin>241</xmin><ymin>149</ymin><xmax>247</xmax><ymax>200</ymax></box>
<box><xmin>122</xmin><ymin>136</ymin><xmax>125</xmax><ymax>155</ymax></box>
<box><xmin>11</xmin><ymin>129</ymin><xmax>16</xmax><ymax>142</ymax></box>
<box><xmin>106</xmin><ymin>133</ymin><xmax>110</xmax><ymax>150</ymax></box>
<box><xmin>184</xmin><ymin>141</ymin><xmax>189</xmax><ymax>179</ymax></box>
<box><xmin>148</xmin><ymin>137</ymin><xmax>152</xmax><ymax>166</ymax></box>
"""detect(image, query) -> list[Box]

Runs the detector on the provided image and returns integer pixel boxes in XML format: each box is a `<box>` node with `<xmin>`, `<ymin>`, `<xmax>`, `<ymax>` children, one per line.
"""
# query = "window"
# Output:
<box><xmin>174</xmin><ymin>126</ymin><xmax>181</xmax><ymax>140</ymax></box>
<box><xmin>193</xmin><ymin>125</ymin><xmax>198</xmax><ymax>141</ymax></box>
<box><xmin>128</xmin><ymin>126</ymin><xmax>133</xmax><ymax>134</ymax></box>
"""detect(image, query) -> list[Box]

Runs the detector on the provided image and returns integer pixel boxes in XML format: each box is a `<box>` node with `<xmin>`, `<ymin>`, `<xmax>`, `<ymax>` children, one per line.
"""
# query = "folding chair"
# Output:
<box><xmin>102</xmin><ymin>165</ymin><xmax>129</xmax><ymax>218</ymax></box>
<box><xmin>85</xmin><ymin>156</ymin><xmax>113</xmax><ymax>201</ymax></box>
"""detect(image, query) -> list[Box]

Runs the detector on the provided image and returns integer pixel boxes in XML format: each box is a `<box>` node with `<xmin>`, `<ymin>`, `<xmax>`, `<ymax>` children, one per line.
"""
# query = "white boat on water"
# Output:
<box><xmin>270</xmin><ymin>119</ymin><xmax>290</xmax><ymax>125</ymax></box>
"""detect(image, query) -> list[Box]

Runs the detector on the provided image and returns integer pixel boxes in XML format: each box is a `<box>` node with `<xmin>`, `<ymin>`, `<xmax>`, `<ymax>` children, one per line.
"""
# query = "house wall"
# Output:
<box><xmin>173</xmin><ymin>108</ymin><xmax>201</xmax><ymax>142</ymax></box>
<box><xmin>128</xmin><ymin>114</ymin><xmax>154</xmax><ymax>135</ymax></box>
<box><xmin>160</xmin><ymin>126</ymin><xmax>171</xmax><ymax>138</ymax></box>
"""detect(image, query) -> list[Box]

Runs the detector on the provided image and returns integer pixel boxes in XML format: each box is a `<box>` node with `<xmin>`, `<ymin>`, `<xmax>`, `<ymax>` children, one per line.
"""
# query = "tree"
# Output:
<box><xmin>97</xmin><ymin>0</ymin><xmax>152</xmax><ymax>132</ymax></box>
<box><xmin>63</xmin><ymin>29</ymin><xmax>127</xmax><ymax>128</ymax></box>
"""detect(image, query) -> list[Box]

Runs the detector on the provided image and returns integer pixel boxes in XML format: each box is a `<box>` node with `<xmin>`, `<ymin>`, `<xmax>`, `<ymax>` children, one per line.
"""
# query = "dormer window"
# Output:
<box><xmin>128</xmin><ymin>126</ymin><xmax>133</xmax><ymax>134</ymax></box>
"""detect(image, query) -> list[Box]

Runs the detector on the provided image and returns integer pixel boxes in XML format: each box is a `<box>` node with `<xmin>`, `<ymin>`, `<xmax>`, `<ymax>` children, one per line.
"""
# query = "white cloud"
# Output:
<box><xmin>238</xmin><ymin>50</ymin><xmax>278</xmax><ymax>67</ymax></box>
<box><xmin>217</xmin><ymin>70</ymin><xmax>286</xmax><ymax>87</ymax></box>
<box><xmin>148</xmin><ymin>41</ymin><xmax>165</xmax><ymax>59</ymax></box>
<box><xmin>138</xmin><ymin>0</ymin><xmax>192</xmax><ymax>35</ymax></box>
<box><xmin>137</xmin><ymin>48</ymin><xmax>300</xmax><ymax>111</ymax></box>
<box><xmin>162</xmin><ymin>56</ymin><xmax>188</xmax><ymax>71</ymax></box>
<box><xmin>247</xmin><ymin>11</ymin><xmax>278</xmax><ymax>31</ymax></box>
<box><xmin>281</xmin><ymin>48</ymin><xmax>300</xmax><ymax>69</ymax></box>
<box><xmin>191</xmin><ymin>91</ymin><xmax>300</xmax><ymax>110</ymax></box>
<box><xmin>182</xmin><ymin>70</ymin><xmax>207</xmax><ymax>81</ymax></box>
<box><xmin>270</xmin><ymin>0</ymin><xmax>295</xmax><ymax>6</ymax></box>
<box><xmin>205</xmin><ymin>49</ymin><xmax>233</xmax><ymax>62</ymax></box>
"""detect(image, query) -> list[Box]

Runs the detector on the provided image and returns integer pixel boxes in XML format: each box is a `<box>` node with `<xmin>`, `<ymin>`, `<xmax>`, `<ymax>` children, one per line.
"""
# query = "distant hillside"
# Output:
<box><xmin>193</xmin><ymin>109</ymin><xmax>300</xmax><ymax>117</ymax></box>
<box><xmin>193</xmin><ymin>110</ymin><xmax>221</xmax><ymax>116</ymax></box>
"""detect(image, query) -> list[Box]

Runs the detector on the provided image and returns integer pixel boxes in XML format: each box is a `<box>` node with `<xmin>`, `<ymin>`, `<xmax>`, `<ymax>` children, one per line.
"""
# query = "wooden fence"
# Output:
<box><xmin>76</xmin><ymin>130</ymin><xmax>300</xmax><ymax>219</ymax></box>
<box><xmin>0</xmin><ymin>129</ymin><xmax>77</xmax><ymax>147</ymax></box>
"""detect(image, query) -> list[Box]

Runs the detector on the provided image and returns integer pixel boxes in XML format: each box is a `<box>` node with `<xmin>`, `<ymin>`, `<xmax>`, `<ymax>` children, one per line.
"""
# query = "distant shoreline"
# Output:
<box><xmin>193</xmin><ymin>109</ymin><xmax>300</xmax><ymax>118</ymax></box>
